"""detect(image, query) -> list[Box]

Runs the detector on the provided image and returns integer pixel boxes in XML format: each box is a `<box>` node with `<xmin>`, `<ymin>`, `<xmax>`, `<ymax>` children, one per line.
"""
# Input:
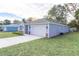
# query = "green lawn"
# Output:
<box><xmin>0</xmin><ymin>32</ymin><xmax>79</xmax><ymax>56</ymax></box>
<box><xmin>0</xmin><ymin>32</ymin><xmax>20</xmax><ymax>38</ymax></box>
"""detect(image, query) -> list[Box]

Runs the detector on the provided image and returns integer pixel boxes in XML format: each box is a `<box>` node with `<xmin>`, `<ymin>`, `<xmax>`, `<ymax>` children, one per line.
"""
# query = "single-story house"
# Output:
<box><xmin>1</xmin><ymin>19</ymin><xmax>70</xmax><ymax>38</ymax></box>
<box><xmin>25</xmin><ymin>19</ymin><xmax>70</xmax><ymax>38</ymax></box>
<box><xmin>70</xmin><ymin>27</ymin><xmax>77</xmax><ymax>32</ymax></box>
<box><xmin>2</xmin><ymin>24</ymin><xmax>23</xmax><ymax>32</ymax></box>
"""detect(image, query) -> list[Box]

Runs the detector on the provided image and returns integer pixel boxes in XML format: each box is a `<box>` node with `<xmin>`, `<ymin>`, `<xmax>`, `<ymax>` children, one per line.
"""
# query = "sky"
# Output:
<box><xmin>0</xmin><ymin>0</ymin><xmax>79</xmax><ymax>21</ymax></box>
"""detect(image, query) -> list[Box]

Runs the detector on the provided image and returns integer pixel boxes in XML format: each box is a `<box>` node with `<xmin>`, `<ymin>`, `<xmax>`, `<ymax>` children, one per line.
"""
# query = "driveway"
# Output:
<box><xmin>0</xmin><ymin>34</ymin><xmax>42</xmax><ymax>48</ymax></box>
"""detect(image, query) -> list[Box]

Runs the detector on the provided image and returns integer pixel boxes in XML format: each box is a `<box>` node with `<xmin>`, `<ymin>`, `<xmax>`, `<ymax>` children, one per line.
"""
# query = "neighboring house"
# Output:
<box><xmin>25</xmin><ymin>18</ymin><xmax>70</xmax><ymax>38</ymax></box>
<box><xmin>3</xmin><ymin>24</ymin><xmax>23</xmax><ymax>32</ymax></box>
<box><xmin>0</xmin><ymin>25</ymin><xmax>3</xmax><ymax>31</ymax></box>
<box><xmin>70</xmin><ymin>27</ymin><xmax>77</xmax><ymax>32</ymax></box>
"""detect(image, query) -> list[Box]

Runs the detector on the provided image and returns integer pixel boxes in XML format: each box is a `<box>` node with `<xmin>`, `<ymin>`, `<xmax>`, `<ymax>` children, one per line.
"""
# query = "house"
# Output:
<box><xmin>70</xmin><ymin>27</ymin><xmax>77</xmax><ymax>32</ymax></box>
<box><xmin>25</xmin><ymin>18</ymin><xmax>70</xmax><ymax>38</ymax></box>
<box><xmin>1</xmin><ymin>18</ymin><xmax>69</xmax><ymax>38</ymax></box>
<box><xmin>3</xmin><ymin>24</ymin><xmax>23</xmax><ymax>32</ymax></box>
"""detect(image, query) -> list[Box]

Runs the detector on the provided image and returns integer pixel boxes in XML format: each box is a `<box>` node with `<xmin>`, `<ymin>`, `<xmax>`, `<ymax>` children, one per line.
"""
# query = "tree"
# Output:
<box><xmin>13</xmin><ymin>20</ymin><xmax>22</xmax><ymax>24</ymax></box>
<box><xmin>48</xmin><ymin>5</ymin><xmax>57</xmax><ymax>18</ymax></box>
<box><xmin>27</xmin><ymin>17</ymin><xmax>33</xmax><ymax>21</ymax></box>
<box><xmin>68</xmin><ymin>8</ymin><xmax>79</xmax><ymax>31</ymax></box>
<box><xmin>66</xmin><ymin>3</ymin><xmax>79</xmax><ymax>31</ymax></box>
<box><xmin>75</xmin><ymin>9</ymin><xmax>79</xmax><ymax>20</ymax></box>
<box><xmin>3</xmin><ymin>19</ymin><xmax>11</xmax><ymax>25</ymax></box>
<box><xmin>0</xmin><ymin>21</ymin><xmax>3</xmax><ymax>25</ymax></box>
<box><xmin>70</xmin><ymin>9</ymin><xmax>79</xmax><ymax>30</ymax></box>
<box><xmin>22</xmin><ymin>18</ymin><xmax>27</xmax><ymax>23</ymax></box>
<box><xmin>48</xmin><ymin>4</ymin><xmax>67</xmax><ymax>24</ymax></box>
<box><xmin>68</xmin><ymin>20</ymin><xmax>77</xmax><ymax>27</ymax></box>
<box><xmin>64</xmin><ymin>3</ymin><xmax>77</xmax><ymax>15</ymax></box>
<box><xmin>68</xmin><ymin>19</ymin><xmax>79</xmax><ymax>31</ymax></box>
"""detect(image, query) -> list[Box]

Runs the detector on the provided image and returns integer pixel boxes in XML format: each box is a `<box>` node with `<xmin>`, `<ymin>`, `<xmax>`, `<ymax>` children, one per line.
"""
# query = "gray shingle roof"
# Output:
<box><xmin>25</xmin><ymin>18</ymin><xmax>68</xmax><ymax>27</ymax></box>
<box><xmin>26</xmin><ymin>18</ymin><xmax>54</xmax><ymax>24</ymax></box>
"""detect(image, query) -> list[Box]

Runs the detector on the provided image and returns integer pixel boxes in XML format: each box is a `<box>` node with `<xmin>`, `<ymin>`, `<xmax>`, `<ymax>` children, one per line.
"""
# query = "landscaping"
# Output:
<box><xmin>0</xmin><ymin>32</ymin><xmax>79</xmax><ymax>55</ymax></box>
<box><xmin>0</xmin><ymin>32</ymin><xmax>21</xmax><ymax>38</ymax></box>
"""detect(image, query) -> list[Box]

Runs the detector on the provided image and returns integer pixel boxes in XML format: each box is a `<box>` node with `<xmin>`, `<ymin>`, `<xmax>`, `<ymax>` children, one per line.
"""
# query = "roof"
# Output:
<box><xmin>26</xmin><ymin>18</ymin><xmax>68</xmax><ymax>27</ymax></box>
<box><xmin>2</xmin><ymin>24</ymin><xmax>23</xmax><ymax>27</ymax></box>
<box><xmin>26</xmin><ymin>18</ymin><xmax>54</xmax><ymax>24</ymax></box>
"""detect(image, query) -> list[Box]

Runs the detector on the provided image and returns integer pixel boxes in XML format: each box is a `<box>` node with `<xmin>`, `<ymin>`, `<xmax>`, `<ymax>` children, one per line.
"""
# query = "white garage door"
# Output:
<box><xmin>30</xmin><ymin>25</ymin><xmax>46</xmax><ymax>37</ymax></box>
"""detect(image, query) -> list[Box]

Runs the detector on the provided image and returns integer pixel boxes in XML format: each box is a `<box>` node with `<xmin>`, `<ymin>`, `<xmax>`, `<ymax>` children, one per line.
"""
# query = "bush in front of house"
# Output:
<box><xmin>13</xmin><ymin>31</ymin><xmax>23</xmax><ymax>35</ymax></box>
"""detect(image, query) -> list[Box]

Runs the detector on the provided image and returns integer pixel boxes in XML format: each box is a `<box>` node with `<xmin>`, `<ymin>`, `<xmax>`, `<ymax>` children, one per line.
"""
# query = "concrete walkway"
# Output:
<box><xmin>0</xmin><ymin>35</ymin><xmax>42</xmax><ymax>48</ymax></box>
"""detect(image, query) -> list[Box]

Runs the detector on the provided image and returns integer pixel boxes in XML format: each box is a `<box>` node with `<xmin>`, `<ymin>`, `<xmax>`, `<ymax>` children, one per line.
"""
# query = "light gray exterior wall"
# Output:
<box><xmin>58</xmin><ymin>25</ymin><xmax>69</xmax><ymax>33</ymax></box>
<box><xmin>48</xmin><ymin>23</ymin><xmax>69</xmax><ymax>37</ymax></box>
<box><xmin>48</xmin><ymin>24</ymin><xmax>60</xmax><ymax>37</ymax></box>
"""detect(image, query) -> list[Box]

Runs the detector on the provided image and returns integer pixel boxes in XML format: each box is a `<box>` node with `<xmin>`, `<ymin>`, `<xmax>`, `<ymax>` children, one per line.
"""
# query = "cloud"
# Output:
<box><xmin>0</xmin><ymin>0</ymin><xmax>54</xmax><ymax>19</ymax></box>
<box><xmin>0</xmin><ymin>0</ymin><xmax>78</xmax><ymax>21</ymax></box>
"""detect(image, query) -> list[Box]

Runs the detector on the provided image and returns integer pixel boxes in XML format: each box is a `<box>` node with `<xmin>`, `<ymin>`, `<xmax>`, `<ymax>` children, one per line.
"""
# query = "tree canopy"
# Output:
<box><xmin>48</xmin><ymin>5</ymin><xmax>67</xmax><ymax>24</ymax></box>
<box><xmin>75</xmin><ymin>9</ymin><xmax>79</xmax><ymax>20</ymax></box>
<box><xmin>3</xmin><ymin>19</ymin><xmax>11</xmax><ymax>25</ymax></box>
<box><xmin>22</xmin><ymin>18</ymin><xmax>26</xmax><ymax>23</ymax></box>
<box><xmin>47</xmin><ymin>3</ymin><xmax>78</xmax><ymax>24</ymax></box>
<box><xmin>13</xmin><ymin>20</ymin><xmax>22</xmax><ymax>24</ymax></box>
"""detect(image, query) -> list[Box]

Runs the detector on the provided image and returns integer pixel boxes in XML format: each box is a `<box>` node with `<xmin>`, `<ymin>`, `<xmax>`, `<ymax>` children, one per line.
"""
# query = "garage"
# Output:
<box><xmin>30</xmin><ymin>24</ymin><xmax>47</xmax><ymax>37</ymax></box>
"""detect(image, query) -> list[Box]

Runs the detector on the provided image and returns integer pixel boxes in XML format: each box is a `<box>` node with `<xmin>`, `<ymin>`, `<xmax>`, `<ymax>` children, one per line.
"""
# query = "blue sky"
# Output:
<box><xmin>0</xmin><ymin>0</ymin><xmax>79</xmax><ymax>21</ymax></box>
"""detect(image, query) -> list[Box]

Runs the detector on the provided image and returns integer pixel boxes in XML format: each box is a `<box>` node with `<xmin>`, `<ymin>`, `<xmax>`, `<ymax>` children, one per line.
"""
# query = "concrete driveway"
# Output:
<box><xmin>0</xmin><ymin>34</ymin><xmax>42</xmax><ymax>48</ymax></box>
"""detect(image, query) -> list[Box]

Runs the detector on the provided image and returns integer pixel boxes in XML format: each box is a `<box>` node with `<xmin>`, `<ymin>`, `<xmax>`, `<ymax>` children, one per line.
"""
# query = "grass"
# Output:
<box><xmin>0</xmin><ymin>32</ymin><xmax>79</xmax><ymax>55</ymax></box>
<box><xmin>0</xmin><ymin>32</ymin><xmax>20</xmax><ymax>38</ymax></box>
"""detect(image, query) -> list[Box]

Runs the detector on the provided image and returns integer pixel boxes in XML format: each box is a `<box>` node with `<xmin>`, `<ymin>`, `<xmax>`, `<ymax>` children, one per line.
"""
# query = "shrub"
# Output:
<box><xmin>13</xmin><ymin>31</ymin><xmax>23</xmax><ymax>35</ymax></box>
